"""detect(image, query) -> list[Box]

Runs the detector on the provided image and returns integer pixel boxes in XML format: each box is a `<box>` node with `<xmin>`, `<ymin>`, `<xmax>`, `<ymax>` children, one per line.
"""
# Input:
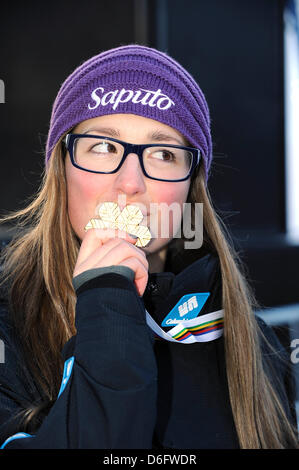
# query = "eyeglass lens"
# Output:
<box><xmin>73</xmin><ymin>137</ymin><xmax>193</xmax><ymax>180</ymax></box>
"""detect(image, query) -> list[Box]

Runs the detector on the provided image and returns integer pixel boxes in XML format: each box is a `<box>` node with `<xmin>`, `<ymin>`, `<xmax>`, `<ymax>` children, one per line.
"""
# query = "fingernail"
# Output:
<box><xmin>128</xmin><ymin>233</ymin><xmax>138</xmax><ymax>239</ymax></box>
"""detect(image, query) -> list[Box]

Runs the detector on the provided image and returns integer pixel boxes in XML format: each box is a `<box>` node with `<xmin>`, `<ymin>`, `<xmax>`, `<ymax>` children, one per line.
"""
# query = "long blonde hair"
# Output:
<box><xmin>0</xmin><ymin>139</ymin><xmax>298</xmax><ymax>448</ymax></box>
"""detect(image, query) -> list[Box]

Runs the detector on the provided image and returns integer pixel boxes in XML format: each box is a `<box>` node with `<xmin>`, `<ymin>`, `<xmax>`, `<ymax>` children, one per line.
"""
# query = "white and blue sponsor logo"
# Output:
<box><xmin>1</xmin><ymin>356</ymin><xmax>75</xmax><ymax>449</ymax></box>
<box><xmin>57</xmin><ymin>356</ymin><xmax>75</xmax><ymax>398</ymax></box>
<box><xmin>161</xmin><ymin>293</ymin><xmax>210</xmax><ymax>327</ymax></box>
<box><xmin>1</xmin><ymin>432</ymin><xmax>34</xmax><ymax>449</ymax></box>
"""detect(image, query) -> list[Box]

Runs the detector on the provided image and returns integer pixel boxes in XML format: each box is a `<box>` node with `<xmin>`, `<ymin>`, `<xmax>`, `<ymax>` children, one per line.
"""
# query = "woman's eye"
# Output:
<box><xmin>151</xmin><ymin>150</ymin><xmax>175</xmax><ymax>161</ymax></box>
<box><xmin>91</xmin><ymin>142</ymin><xmax>116</xmax><ymax>153</ymax></box>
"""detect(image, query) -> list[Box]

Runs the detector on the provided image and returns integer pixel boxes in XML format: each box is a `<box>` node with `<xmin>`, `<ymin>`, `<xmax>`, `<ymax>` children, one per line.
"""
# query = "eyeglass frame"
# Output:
<box><xmin>63</xmin><ymin>133</ymin><xmax>201</xmax><ymax>182</ymax></box>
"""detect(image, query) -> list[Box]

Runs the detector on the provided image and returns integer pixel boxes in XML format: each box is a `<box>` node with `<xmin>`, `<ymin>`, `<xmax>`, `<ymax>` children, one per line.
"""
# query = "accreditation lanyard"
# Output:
<box><xmin>145</xmin><ymin>309</ymin><xmax>224</xmax><ymax>344</ymax></box>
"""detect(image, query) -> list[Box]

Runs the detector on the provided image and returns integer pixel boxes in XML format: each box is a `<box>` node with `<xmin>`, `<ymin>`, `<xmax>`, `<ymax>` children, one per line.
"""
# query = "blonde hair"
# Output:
<box><xmin>190</xmin><ymin>170</ymin><xmax>298</xmax><ymax>448</ymax></box>
<box><xmin>0</xmin><ymin>140</ymin><xmax>298</xmax><ymax>447</ymax></box>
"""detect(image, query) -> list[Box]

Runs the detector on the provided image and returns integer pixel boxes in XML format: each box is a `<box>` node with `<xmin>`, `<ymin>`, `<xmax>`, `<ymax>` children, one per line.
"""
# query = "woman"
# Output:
<box><xmin>0</xmin><ymin>44</ymin><xmax>297</xmax><ymax>449</ymax></box>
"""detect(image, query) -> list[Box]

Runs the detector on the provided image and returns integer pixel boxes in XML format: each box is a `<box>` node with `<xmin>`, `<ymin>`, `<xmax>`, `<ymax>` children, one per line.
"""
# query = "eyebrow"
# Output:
<box><xmin>148</xmin><ymin>130</ymin><xmax>184</xmax><ymax>145</ymax></box>
<box><xmin>82</xmin><ymin>127</ymin><xmax>120</xmax><ymax>137</ymax></box>
<box><xmin>81</xmin><ymin>127</ymin><xmax>185</xmax><ymax>145</ymax></box>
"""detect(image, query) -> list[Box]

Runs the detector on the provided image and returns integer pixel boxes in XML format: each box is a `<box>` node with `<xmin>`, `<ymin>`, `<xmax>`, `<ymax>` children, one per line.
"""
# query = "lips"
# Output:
<box><xmin>117</xmin><ymin>201</ymin><xmax>149</xmax><ymax>218</ymax></box>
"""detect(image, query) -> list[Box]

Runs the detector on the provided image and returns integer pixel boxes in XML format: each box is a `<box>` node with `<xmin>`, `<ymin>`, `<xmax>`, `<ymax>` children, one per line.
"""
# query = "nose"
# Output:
<box><xmin>113</xmin><ymin>153</ymin><xmax>147</xmax><ymax>196</ymax></box>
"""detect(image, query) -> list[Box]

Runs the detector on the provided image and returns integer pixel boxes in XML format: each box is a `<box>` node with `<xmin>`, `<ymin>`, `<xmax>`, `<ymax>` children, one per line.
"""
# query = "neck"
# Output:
<box><xmin>147</xmin><ymin>247</ymin><xmax>167</xmax><ymax>273</ymax></box>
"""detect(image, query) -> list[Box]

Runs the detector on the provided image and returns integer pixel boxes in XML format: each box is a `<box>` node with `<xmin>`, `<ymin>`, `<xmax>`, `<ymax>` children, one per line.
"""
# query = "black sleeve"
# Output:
<box><xmin>257</xmin><ymin>316</ymin><xmax>298</xmax><ymax>431</ymax></box>
<box><xmin>0</xmin><ymin>273</ymin><xmax>157</xmax><ymax>449</ymax></box>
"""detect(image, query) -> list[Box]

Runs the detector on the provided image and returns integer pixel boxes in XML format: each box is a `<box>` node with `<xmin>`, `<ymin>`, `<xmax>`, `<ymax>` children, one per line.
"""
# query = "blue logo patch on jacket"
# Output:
<box><xmin>57</xmin><ymin>356</ymin><xmax>75</xmax><ymax>398</ymax></box>
<box><xmin>161</xmin><ymin>293</ymin><xmax>210</xmax><ymax>327</ymax></box>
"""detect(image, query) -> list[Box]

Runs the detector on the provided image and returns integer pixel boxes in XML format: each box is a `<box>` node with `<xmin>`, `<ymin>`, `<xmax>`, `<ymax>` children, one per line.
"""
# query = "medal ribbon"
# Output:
<box><xmin>145</xmin><ymin>309</ymin><xmax>224</xmax><ymax>344</ymax></box>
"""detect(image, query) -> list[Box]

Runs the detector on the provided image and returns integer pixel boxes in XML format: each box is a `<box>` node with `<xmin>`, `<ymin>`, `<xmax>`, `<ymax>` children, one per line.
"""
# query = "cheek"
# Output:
<box><xmin>66</xmin><ymin>163</ymin><xmax>110</xmax><ymax>239</ymax></box>
<box><xmin>68</xmin><ymin>172</ymin><xmax>96</xmax><ymax>213</ymax></box>
<box><xmin>149</xmin><ymin>182</ymin><xmax>190</xmax><ymax>240</ymax></box>
<box><xmin>155</xmin><ymin>184</ymin><xmax>188</xmax><ymax>205</ymax></box>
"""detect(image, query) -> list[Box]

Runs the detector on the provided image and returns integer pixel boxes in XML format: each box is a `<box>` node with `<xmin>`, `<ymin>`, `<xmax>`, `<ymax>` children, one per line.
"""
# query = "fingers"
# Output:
<box><xmin>90</xmin><ymin>235</ymin><xmax>147</xmax><ymax>269</ymax></box>
<box><xmin>73</xmin><ymin>228</ymin><xmax>147</xmax><ymax>279</ymax></box>
<box><xmin>75</xmin><ymin>227</ymin><xmax>137</xmax><ymax>268</ymax></box>
<box><xmin>119</xmin><ymin>257</ymin><xmax>149</xmax><ymax>297</ymax></box>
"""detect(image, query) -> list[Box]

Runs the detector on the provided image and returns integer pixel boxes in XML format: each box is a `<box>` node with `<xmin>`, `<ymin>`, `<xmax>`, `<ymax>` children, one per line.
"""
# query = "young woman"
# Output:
<box><xmin>0</xmin><ymin>44</ymin><xmax>297</xmax><ymax>449</ymax></box>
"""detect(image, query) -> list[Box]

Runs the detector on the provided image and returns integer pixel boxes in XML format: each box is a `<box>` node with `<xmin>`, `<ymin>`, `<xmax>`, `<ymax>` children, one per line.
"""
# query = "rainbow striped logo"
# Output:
<box><xmin>146</xmin><ymin>309</ymin><xmax>224</xmax><ymax>344</ymax></box>
<box><xmin>170</xmin><ymin>316</ymin><xmax>224</xmax><ymax>342</ymax></box>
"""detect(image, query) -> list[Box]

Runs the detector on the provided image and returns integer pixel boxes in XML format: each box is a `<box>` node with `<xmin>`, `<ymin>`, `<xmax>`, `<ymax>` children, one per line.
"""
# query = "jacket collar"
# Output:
<box><xmin>143</xmin><ymin>239</ymin><xmax>219</xmax><ymax>328</ymax></box>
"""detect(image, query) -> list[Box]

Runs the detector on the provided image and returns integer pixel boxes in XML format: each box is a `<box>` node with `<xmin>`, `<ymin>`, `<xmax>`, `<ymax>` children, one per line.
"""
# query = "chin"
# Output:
<box><xmin>143</xmin><ymin>238</ymin><xmax>170</xmax><ymax>256</ymax></box>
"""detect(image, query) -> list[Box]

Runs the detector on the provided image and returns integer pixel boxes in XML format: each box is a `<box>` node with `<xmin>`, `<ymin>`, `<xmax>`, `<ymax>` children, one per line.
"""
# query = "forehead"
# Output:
<box><xmin>73</xmin><ymin>113</ymin><xmax>187</xmax><ymax>145</ymax></box>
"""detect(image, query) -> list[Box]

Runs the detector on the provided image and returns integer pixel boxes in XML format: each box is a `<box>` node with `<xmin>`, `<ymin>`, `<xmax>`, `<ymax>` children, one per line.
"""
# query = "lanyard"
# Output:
<box><xmin>145</xmin><ymin>309</ymin><xmax>224</xmax><ymax>344</ymax></box>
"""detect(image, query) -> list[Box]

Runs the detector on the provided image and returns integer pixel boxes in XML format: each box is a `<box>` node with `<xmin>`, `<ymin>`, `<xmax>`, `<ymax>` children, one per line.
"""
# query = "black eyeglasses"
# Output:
<box><xmin>63</xmin><ymin>134</ymin><xmax>201</xmax><ymax>182</ymax></box>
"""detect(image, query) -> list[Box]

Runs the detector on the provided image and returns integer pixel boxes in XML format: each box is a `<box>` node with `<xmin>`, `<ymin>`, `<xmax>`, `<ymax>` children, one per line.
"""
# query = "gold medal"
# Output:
<box><xmin>84</xmin><ymin>202</ymin><xmax>152</xmax><ymax>247</ymax></box>
<box><xmin>98</xmin><ymin>202</ymin><xmax>121</xmax><ymax>229</ymax></box>
<box><xmin>84</xmin><ymin>218</ymin><xmax>106</xmax><ymax>230</ymax></box>
<box><xmin>130</xmin><ymin>224</ymin><xmax>152</xmax><ymax>247</ymax></box>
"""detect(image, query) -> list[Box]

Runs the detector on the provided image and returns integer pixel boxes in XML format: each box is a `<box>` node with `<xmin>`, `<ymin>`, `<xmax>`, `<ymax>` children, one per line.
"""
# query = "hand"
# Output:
<box><xmin>73</xmin><ymin>228</ymin><xmax>149</xmax><ymax>296</ymax></box>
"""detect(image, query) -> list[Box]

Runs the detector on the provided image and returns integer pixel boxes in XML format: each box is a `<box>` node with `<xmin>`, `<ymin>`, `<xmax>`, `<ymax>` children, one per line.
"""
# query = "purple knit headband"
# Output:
<box><xmin>45</xmin><ymin>44</ymin><xmax>213</xmax><ymax>181</ymax></box>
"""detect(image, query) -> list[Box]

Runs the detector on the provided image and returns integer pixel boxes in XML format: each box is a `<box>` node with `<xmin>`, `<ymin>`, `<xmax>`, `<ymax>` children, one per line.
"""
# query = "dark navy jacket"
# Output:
<box><xmin>0</xmin><ymin>243</ymin><xmax>296</xmax><ymax>449</ymax></box>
